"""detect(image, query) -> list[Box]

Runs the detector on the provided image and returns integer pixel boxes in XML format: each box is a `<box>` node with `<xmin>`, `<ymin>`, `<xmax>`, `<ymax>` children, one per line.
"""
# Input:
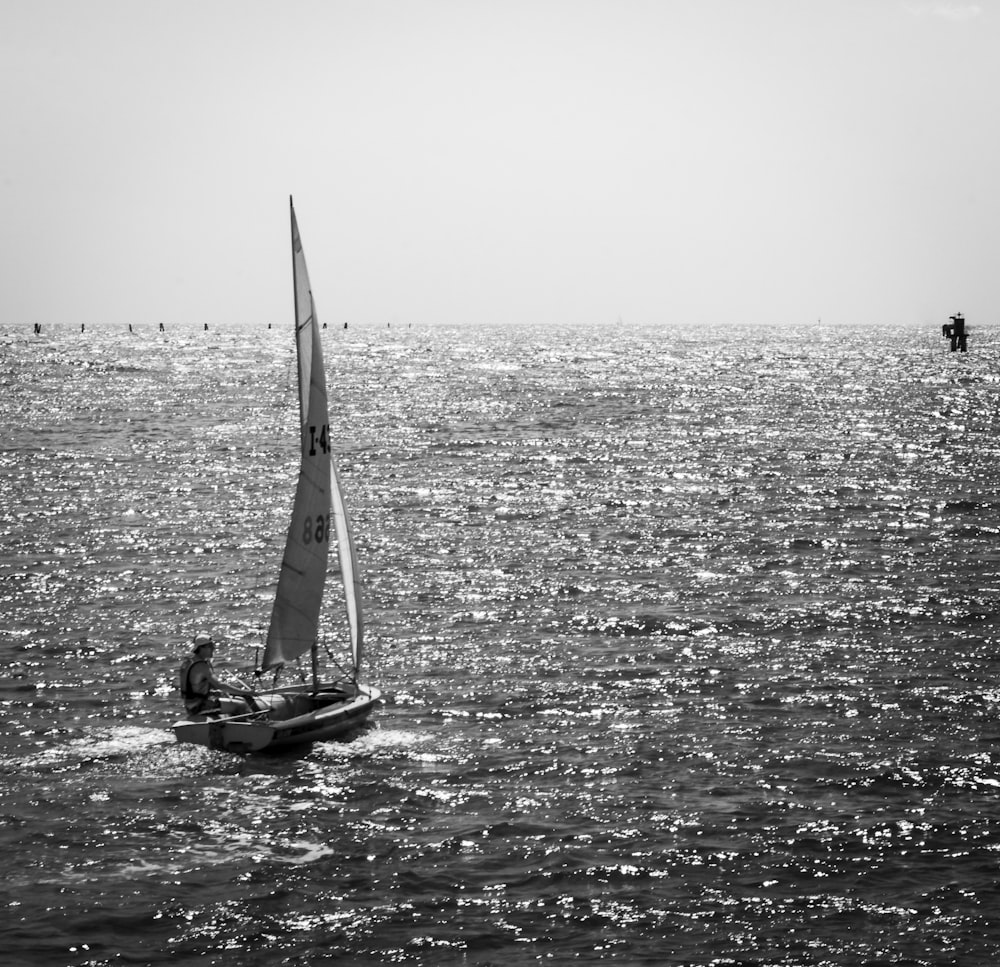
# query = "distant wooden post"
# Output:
<box><xmin>942</xmin><ymin>313</ymin><xmax>967</xmax><ymax>352</ymax></box>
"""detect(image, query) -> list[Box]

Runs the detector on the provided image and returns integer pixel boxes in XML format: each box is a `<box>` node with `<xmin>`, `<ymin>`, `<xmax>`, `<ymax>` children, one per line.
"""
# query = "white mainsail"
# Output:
<box><xmin>262</xmin><ymin>198</ymin><xmax>362</xmax><ymax>673</ymax></box>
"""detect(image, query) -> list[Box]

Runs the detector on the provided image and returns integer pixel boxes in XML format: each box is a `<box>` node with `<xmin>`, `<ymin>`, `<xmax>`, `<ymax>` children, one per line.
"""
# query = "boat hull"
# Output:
<box><xmin>172</xmin><ymin>683</ymin><xmax>381</xmax><ymax>754</ymax></box>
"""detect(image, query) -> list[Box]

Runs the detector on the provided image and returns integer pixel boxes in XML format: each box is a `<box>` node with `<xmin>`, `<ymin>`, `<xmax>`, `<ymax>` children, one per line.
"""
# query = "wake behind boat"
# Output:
<box><xmin>173</xmin><ymin>198</ymin><xmax>380</xmax><ymax>754</ymax></box>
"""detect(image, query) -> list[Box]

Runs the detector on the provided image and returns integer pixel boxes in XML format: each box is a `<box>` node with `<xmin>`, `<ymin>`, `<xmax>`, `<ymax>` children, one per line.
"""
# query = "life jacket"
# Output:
<box><xmin>178</xmin><ymin>656</ymin><xmax>211</xmax><ymax>711</ymax></box>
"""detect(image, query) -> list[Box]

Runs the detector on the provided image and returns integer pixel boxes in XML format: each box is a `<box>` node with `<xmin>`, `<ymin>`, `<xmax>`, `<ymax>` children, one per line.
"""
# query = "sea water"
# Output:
<box><xmin>2</xmin><ymin>320</ymin><xmax>1000</xmax><ymax>966</ymax></box>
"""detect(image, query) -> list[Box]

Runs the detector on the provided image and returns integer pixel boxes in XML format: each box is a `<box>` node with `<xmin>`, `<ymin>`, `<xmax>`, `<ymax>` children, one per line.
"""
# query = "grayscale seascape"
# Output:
<box><xmin>3</xmin><ymin>320</ymin><xmax>1000</xmax><ymax>965</ymax></box>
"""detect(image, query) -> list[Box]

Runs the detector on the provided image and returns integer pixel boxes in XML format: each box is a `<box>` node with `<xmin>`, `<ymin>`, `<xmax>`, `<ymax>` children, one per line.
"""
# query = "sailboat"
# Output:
<box><xmin>173</xmin><ymin>198</ymin><xmax>381</xmax><ymax>754</ymax></box>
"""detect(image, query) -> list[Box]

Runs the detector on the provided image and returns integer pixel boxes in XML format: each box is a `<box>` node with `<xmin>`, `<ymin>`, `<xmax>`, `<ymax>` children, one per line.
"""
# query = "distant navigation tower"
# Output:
<box><xmin>942</xmin><ymin>312</ymin><xmax>967</xmax><ymax>352</ymax></box>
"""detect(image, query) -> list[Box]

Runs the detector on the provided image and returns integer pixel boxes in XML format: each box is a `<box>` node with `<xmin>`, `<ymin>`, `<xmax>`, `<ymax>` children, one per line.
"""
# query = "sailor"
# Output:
<box><xmin>178</xmin><ymin>632</ymin><xmax>254</xmax><ymax>715</ymax></box>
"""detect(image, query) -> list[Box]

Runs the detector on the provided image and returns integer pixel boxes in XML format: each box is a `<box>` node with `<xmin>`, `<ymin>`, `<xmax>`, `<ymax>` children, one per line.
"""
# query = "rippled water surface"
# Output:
<box><xmin>3</xmin><ymin>321</ymin><xmax>1000</xmax><ymax>966</ymax></box>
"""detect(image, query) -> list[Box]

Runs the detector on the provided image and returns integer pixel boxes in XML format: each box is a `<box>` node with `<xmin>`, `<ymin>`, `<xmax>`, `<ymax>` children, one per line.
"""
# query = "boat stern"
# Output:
<box><xmin>172</xmin><ymin>717</ymin><xmax>278</xmax><ymax>754</ymax></box>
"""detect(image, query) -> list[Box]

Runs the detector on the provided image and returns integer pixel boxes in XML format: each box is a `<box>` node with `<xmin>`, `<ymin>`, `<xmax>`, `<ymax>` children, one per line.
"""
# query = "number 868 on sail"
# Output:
<box><xmin>302</xmin><ymin>515</ymin><xmax>328</xmax><ymax>544</ymax></box>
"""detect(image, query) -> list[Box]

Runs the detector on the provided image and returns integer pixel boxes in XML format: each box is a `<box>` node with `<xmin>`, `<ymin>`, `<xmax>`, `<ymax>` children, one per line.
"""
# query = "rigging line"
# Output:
<box><xmin>322</xmin><ymin>639</ymin><xmax>351</xmax><ymax>680</ymax></box>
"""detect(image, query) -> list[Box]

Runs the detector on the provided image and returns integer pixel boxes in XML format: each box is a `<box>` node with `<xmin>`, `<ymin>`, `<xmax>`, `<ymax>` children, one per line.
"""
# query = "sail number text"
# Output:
<box><xmin>309</xmin><ymin>424</ymin><xmax>330</xmax><ymax>457</ymax></box>
<box><xmin>302</xmin><ymin>424</ymin><xmax>331</xmax><ymax>545</ymax></box>
<box><xmin>303</xmin><ymin>514</ymin><xmax>329</xmax><ymax>545</ymax></box>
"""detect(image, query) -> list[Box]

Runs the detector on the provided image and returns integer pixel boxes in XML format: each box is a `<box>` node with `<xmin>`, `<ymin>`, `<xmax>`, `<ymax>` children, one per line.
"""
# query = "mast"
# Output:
<box><xmin>290</xmin><ymin>196</ymin><xmax>305</xmax><ymax>428</ymax></box>
<box><xmin>292</xmin><ymin>195</ymin><xmax>319</xmax><ymax>694</ymax></box>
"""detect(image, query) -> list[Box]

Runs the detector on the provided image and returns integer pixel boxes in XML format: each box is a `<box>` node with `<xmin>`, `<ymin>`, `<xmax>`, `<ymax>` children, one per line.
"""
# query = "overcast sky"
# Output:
<box><xmin>2</xmin><ymin>0</ymin><xmax>996</xmax><ymax>328</ymax></box>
